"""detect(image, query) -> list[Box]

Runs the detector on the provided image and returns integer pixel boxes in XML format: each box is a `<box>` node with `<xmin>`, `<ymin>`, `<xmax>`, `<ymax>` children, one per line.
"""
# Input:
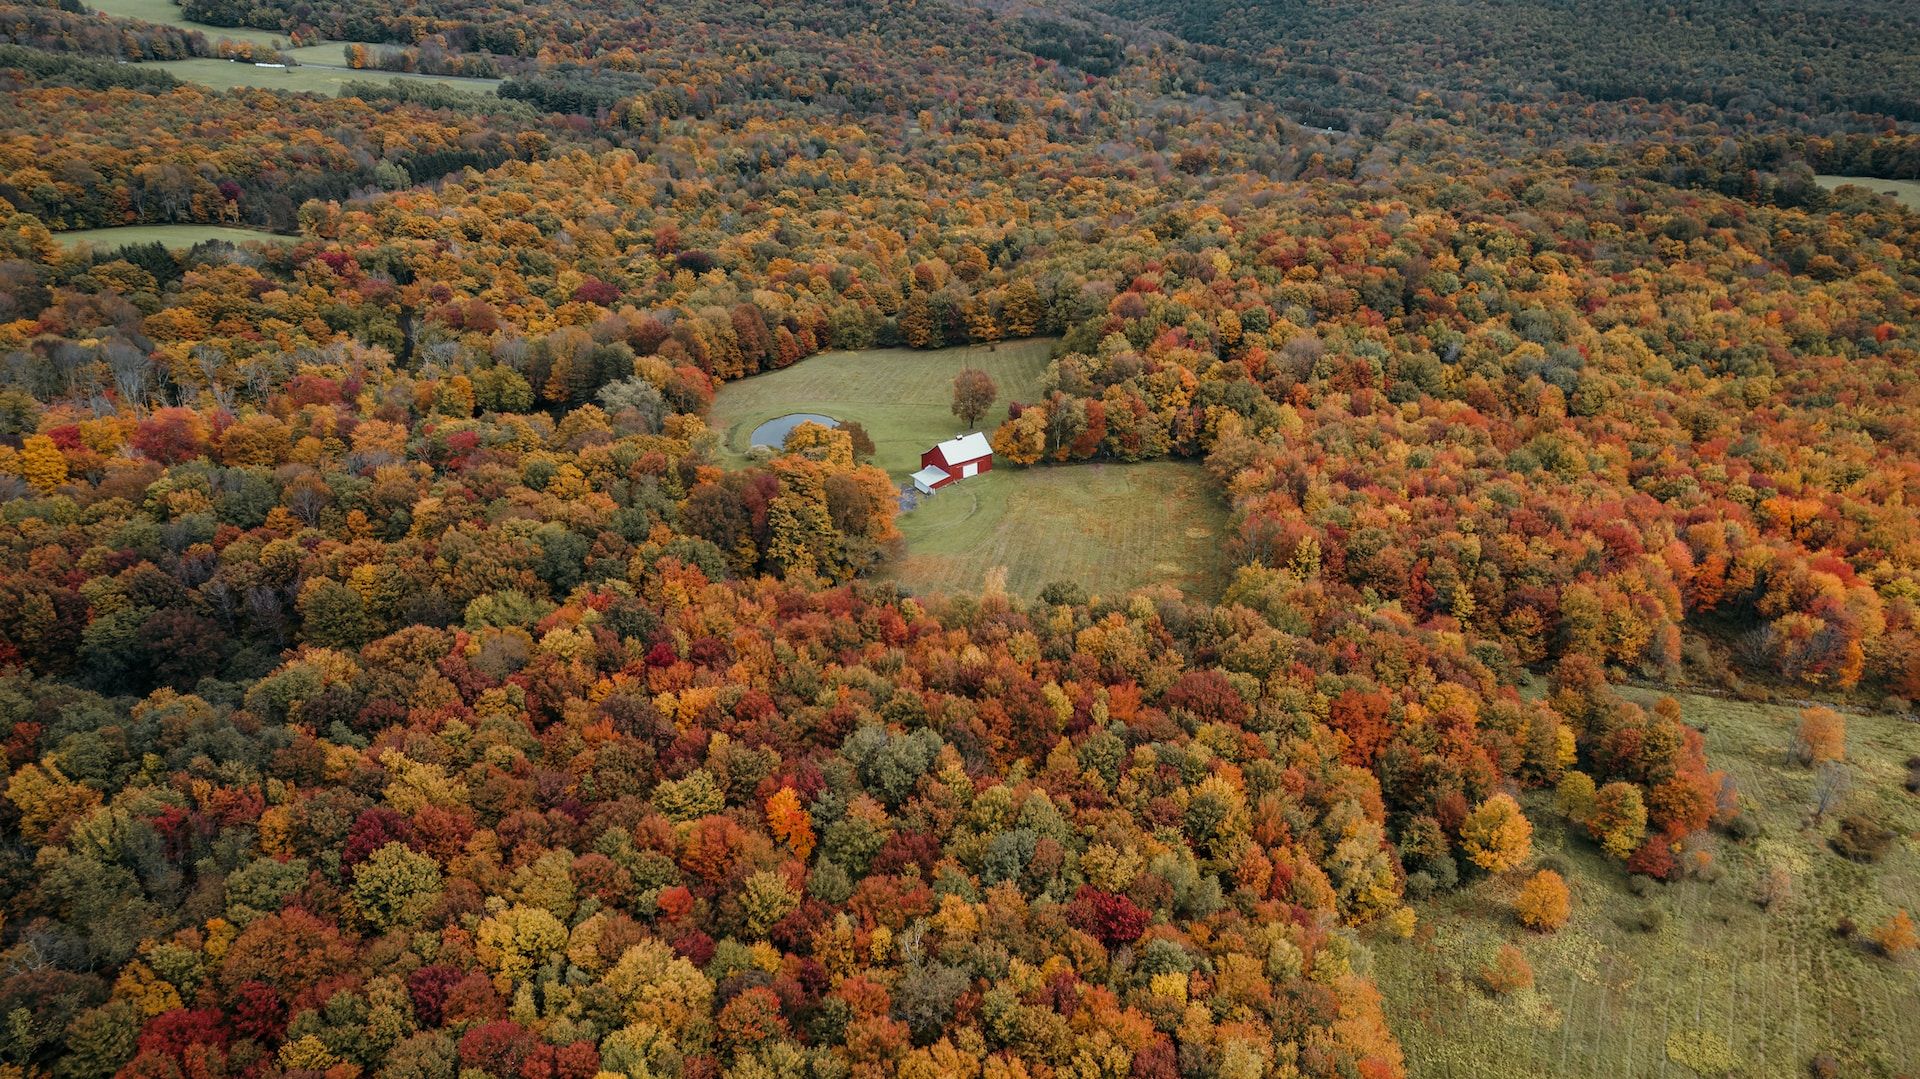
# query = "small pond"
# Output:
<box><xmin>749</xmin><ymin>412</ymin><xmax>839</xmax><ymax>449</ymax></box>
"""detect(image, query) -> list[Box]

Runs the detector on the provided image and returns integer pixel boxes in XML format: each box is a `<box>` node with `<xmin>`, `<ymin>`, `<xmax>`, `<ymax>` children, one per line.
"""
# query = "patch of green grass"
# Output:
<box><xmin>1373</xmin><ymin>689</ymin><xmax>1919</xmax><ymax>1078</ymax></box>
<box><xmin>85</xmin><ymin>0</ymin><xmax>498</xmax><ymax>95</ymax></box>
<box><xmin>147</xmin><ymin>58</ymin><xmax>497</xmax><ymax>96</ymax></box>
<box><xmin>708</xmin><ymin>340</ymin><xmax>1227</xmax><ymax>599</ymax></box>
<box><xmin>52</xmin><ymin>224</ymin><xmax>297</xmax><ymax>250</ymax></box>
<box><xmin>881</xmin><ymin>461</ymin><xmax>1226</xmax><ymax>600</ymax></box>
<box><xmin>277</xmin><ymin>43</ymin><xmax>360</xmax><ymax>65</ymax></box>
<box><xmin>1816</xmin><ymin>175</ymin><xmax>1920</xmax><ymax>211</ymax></box>
<box><xmin>708</xmin><ymin>339</ymin><xmax>1056</xmax><ymax>480</ymax></box>
<box><xmin>87</xmin><ymin>0</ymin><xmax>287</xmax><ymax>48</ymax></box>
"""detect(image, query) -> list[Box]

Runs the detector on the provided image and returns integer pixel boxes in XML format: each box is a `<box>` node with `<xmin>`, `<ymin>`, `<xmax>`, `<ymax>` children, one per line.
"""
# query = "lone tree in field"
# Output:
<box><xmin>951</xmin><ymin>367</ymin><xmax>997</xmax><ymax>429</ymax></box>
<box><xmin>1515</xmin><ymin>869</ymin><xmax>1570</xmax><ymax>931</ymax></box>
<box><xmin>1480</xmin><ymin>944</ymin><xmax>1533</xmax><ymax>995</ymax></box>
<box><xmin>1791</xmin><ymin>706</ymin><xmax>1846</xmax><ymax>766</ymax></box>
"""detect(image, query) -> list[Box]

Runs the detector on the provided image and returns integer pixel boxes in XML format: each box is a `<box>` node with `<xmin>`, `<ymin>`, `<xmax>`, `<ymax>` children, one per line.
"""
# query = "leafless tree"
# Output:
<box><xmin>1810</xmin><ymin>761</ymin><xmax>1851</xmax><ymax>823</ymax></box>
<box><xmin>105</xmin><ymin>340</ymin><xmax>151</xmax><ymax>409</ymax></box>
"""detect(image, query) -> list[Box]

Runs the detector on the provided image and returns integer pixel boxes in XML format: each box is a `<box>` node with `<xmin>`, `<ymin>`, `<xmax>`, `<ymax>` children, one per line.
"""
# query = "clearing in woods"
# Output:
<box><xmin>1372</xmin><ymin>687</ymin><xmax>1919</xmax><ymax>1079</ymax></box>
<box><xmin>86</xmin><ymin>0</ymin><xmax>500</xmax><ymax>95</ymax></box>
<box><xmin>52</xmin><ymin>224</ymin><xmax>298</xmax><ymax>249</ymax></box>
<box><xmin>706</xmin><ymin>339</ymin><xmax>1228</xmax><ymax>599</ymax></box>
<box><xmin>707</xmin><ymin>339</ymin><xmax>1055</xmax><ymax>478</ymax></box>
<box><xmin>1816</xmin><ymin>175</ymin><xmax>1920</xmax><ymax>211</ymax></box>
<box><xmin>148</xmin><ymin>58</ymin><xmax>499</xmax><ymax>95</ymax></box>
<box><xmin>880</xmin><ymin>461</ymin><xmax>1226</xmax><ymax>600</ymax></box>
<box><xmin>87</xmin><ymin>0</ymin><xmax>287</xmax><ymax>48</ymax></box>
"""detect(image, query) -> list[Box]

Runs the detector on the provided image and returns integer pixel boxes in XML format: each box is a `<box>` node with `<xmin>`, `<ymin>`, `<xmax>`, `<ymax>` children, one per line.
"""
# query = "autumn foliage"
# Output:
<box><xmin>1515</xmin><ymin>870</ymin><xmax>1571</xmax><ymax>932</ymax></box>
<box><xmin>1872</xmin><ymin>910</ymin><xmax>1918</xmax><ymax>958</ymax></box>
<box><xmin>0</xmin><ymin>1</ymin><xmax>1917</xmax><ymax>1075</ymax></box>
<box><xmin>1791</xmin><ymin>706</ymin><xmax>1847</xmax><ymax>766</ymax></box>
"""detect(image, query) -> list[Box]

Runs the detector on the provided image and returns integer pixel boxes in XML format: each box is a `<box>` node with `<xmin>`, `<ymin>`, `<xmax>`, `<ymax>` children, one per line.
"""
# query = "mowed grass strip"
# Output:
<box><xmin>149</xmin><ymin>58</ymin><xmax>499</xmax><ymax>95</ymax></box>
<box><xmin>1816</xmin><ymin>175</ymin><xmax>1920</xmax><ymax>211</ymax></box>
<box><xmin>1372</xmin><ymin>688</ymin><xmax>1920</xmax><ymax>1079</ymax></box>
<box><xmin>707</xmin><ymin>339</ymin><xmax>1055</xmax><ymax>480</ymax></box>
<box><xmin>52</xmin><ymin>224</ymin><xmax>298</xmax><ymax>249</ymax></box>
<box><xmin>881</xmin><ymin>460</ymin><xmax>1226</xmax><ymax>601</ymax></box>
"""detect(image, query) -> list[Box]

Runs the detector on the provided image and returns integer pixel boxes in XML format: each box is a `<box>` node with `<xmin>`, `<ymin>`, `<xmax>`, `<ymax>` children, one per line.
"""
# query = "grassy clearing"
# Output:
<box><xmin>708</xmin><ymin>340</ymin><xmax>1227</xmax><ymax>600</ymax></box>
<box><xmin>148</xmin><ymin>58</ymin><xmax>498</xmax><ymax>95</ymax></box>
<box><xmin>1373</xmin><ymin>688</ymin><xmax>1919</xmax><ymax>1078</ymax></box>
<box><xmin>87</xmin><ymin>0</ymin><xmax>286</xmax><ymax>48</ymax></box>
<box><xmin>708</xmin><ymin>339</ymin><xmax>1056</xmax><ymax>480</ymax></box>
<box><xmin>52</xmin><ymin>224</ymin><xmax>297</xmax><ymax>250</ymax></box>
<box><xmin>85</xmin><ymin>0</ymin><xmax>499</xmax><ymax>95</ymax></box>
<box><xmin>1816</xmin><ymin>175</ymin><xmax>1920</xmax><ymax>211</ymax></box>
<box><xmin>279</xmin><ymin>43</ymin><xmax>363</xmax><ymax>65</ymax></box>
<box><xmin>880</xmin><ymin>461</ymin><xmax>1226</xmax><ymax>600</ymax></box>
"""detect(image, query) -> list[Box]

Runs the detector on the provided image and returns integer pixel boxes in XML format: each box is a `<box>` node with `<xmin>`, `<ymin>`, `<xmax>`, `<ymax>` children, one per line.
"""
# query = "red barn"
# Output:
<box><xmin>911</xmin><ymin>431</ymin><xmax>992</xmax><ymax>494</ymax></box>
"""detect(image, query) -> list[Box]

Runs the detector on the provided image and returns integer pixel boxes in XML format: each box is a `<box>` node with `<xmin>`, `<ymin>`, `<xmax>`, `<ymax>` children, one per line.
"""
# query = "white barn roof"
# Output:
<box><xmin>936</xmin><ymin>431</ymin><xmax>992</xmax><ymax>462</ymax></box>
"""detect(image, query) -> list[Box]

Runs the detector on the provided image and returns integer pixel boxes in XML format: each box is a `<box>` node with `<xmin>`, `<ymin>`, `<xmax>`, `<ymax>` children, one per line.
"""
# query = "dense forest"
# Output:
<box><xmin>0</xmin><ymin>0</ymin><xmax>1916</xmax><ymax>1077</ymax></box>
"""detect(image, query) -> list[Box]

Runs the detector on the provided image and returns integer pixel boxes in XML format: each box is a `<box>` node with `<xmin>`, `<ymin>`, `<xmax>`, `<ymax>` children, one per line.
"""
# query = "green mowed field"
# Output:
<box><xmin>708</xmin><ymin>339</ymin><xmax>1228</xmax><ymax>599</ymax></box>
<box><xmin>87</xmin><ymin>0</ymin><xmax>286</xmax><ymax>48</ymax></box>
<box><xmin>86</xmin><ymin>0</ymin><xmax>498</xmax><ymax>95</ymax></box>
<box><xmin>1817</xmin><ymin>175</ymin><xmax>1920</xmax><ymax>211</ymax></box>
<box><xmin>53</xmin><ymin>224</ymin><xmax>297</xmax><ymax>250</ymax></box>
<box><xmin>708</xmin><ymin>339</ymin><xmax>1056</xmax><ymax>479</ymax></box>
<box><xmin>279</xmin><ymin>43</ymin><xmax>367</xmax><ymax>65</ymax></box>
<box><xmin>149</xmin><ymin>58</ymin><xmax>498</xmax><ymax>96</ymax></box>
<box><xmin>1374</xmin><ymin>689</ymin><xmax>1919</xmax><ymax>1078</ymax></box>
<box><xmin>881</xmin><ymin>461</ymin><xmax>1226</xmax><ymax>600</ymax></box>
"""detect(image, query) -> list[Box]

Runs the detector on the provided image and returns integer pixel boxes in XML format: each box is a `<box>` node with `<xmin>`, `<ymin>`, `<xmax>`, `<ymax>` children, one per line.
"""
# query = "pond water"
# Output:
<box><xmin>749</xmin><ymin>413</ymin><xmax>839</xmax><ymax>449</ymax></box>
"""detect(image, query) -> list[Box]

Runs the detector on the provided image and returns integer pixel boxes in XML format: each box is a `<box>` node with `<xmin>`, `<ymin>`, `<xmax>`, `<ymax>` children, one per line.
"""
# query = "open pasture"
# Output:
<box><xmin>85</xmin><ymin>0</ymin><xmax>499</xmax><ymax>95</ymax></box>
<box><xmin>88</xmin><ymin>0</ymin><xmax>287</xmax><ymax>48</ymax></box>
<box><xmin>881</xmin><ymin>461</ymin><xmax>1226</xmax><ymax>600</ymax></box>
<box><xmin>52</xmin><ymin>223</ymin><xmax>298</xmax><ymax>250</ymax></box>
<box><xmin>708</xmin><ymin>339</ymin><xmax>1229</xmax><ymax>600</ymax></box>
<box><xmin>148</xmin><ymin>58</ymin><xmax>498</xmax><ymax>95</ymax></box>
<box><xmin>708</xmin><ymin>339</ymin><xmax>1055</xmax><ymax>480</ymax></box>
<box><xmin>1816</xmin><ymin>175</ymin><xmax>1920</xmax><ymax>211</ymax></box>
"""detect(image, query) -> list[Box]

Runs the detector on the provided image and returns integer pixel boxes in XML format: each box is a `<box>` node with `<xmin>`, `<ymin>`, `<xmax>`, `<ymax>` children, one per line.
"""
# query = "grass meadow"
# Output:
<box><xmin>1372</xmin><ymin>688</ymin><xmax>1919</xmax><ymax>1078</ymax></box>
<box><xmin>707</xmin><ymin>339</ymin><xmax>1056</xmax><ymax>479</ymax></box>
<box><xmin>86</xmin><ymin>0</ymin><xmax>499</xmax><ymax>95</ymax></box>
<box><xmin>149</xmin><ymin>58</ymin><xmax>498</xmax><ymax>95</ymax></box>
<box><xmin>1816</xmin><ymin>176</ymin><xmax>1920</xmax><ymax>211</ymax></box>
<box><xmin>881</xmin><ymin>461</ymin><xmax>1226</xmax><ymax>600</ymax></box>
<box><xmin>53</xmin><ymin>224</ymin><xmax>298</xmax><ymax>249</ymax></box>
<box><xmin>87</xmin><ymin>0</ymin><xmax>287</xmax><ymax>48</ymax></box>
<box><xmin>707</xmin><ymin>340</ymin><xmax>1228</xmax><ymax>600</ymax></box>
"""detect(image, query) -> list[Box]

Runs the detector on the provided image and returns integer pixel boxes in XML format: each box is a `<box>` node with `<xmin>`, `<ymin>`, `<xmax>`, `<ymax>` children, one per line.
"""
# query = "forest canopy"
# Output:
<box><xmin>0</xmin><ymin>0</ymin><xmax>1916</xmax><ymax>1077</ymax></box>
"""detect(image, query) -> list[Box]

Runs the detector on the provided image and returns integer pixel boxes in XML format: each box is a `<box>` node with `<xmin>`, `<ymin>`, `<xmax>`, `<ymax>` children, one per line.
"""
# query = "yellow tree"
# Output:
<box><xmin>1588</xmin><ymin>782</ymin><xmax>1648</xmax><ymax>860</ymax></box>
<box><xmin>1459</xmin><ymin>793</ymin><xmax>1533</xmax><ymax>872</ymax></box>
<box><xmin>20</xmin><ymin>434</ymin><xmax>66</xmax><ymax>493</ymax></box>
<box><xmin>990</xmin><ymin>408</ymin><xmax>1046</xmax><ymax>466</ymax></box>
<box><xmin>475</xmin><ymin>904</ymin><xmax>568</xmax><ymax>989</ymax></box>
<box><xmin>1001</xmin><ymin>280</ymin><xmax>1042</xmax><ymax>338</ymax></box>
<box><xmin>1514</xmin><ymin>869</ymin><xmax>1570</xmax><ymax>931</ymax></box>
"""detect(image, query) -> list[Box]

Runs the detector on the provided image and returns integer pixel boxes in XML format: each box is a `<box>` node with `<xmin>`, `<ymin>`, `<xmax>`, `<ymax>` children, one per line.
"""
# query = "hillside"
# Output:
<box><xmin>0</xmin><ymin>1</ymin><xmax>1917</xmax><ymax>1078</ymax></box>
<box><xmin>1375</xmin><ymin>689</ymin><xmax>1919</xmax><ymax>1077</ymax></box>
